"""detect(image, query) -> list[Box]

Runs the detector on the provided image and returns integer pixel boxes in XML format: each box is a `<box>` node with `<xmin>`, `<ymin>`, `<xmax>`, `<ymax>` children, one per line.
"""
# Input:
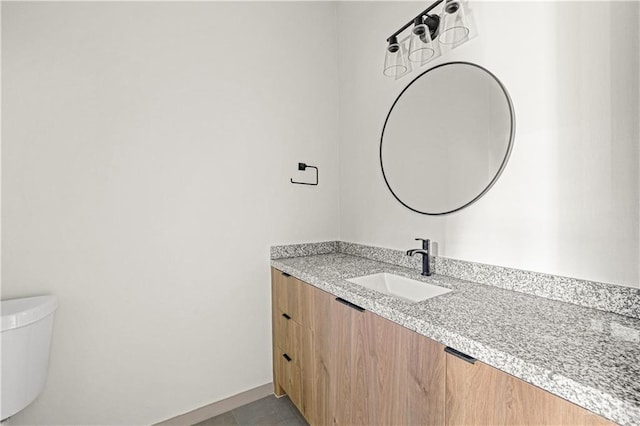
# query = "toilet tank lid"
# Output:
<box><xmin>1</xmin><ymin>295</ymin><xmax>58</xmax><ymax>331</ymax></box>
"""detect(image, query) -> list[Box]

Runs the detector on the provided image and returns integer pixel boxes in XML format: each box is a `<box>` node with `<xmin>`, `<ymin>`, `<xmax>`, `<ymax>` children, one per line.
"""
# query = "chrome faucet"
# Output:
<box><xmin>407</xmin><ymin>238</ymin><xmax>431</xmax><ymax>276</ymax></box>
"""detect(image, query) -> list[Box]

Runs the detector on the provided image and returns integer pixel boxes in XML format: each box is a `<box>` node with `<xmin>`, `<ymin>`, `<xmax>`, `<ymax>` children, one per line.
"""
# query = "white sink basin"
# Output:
<box><xmin>346</xmin><ymin>273</ymin><xmax>451</xmax><ymax>303</ymax></box>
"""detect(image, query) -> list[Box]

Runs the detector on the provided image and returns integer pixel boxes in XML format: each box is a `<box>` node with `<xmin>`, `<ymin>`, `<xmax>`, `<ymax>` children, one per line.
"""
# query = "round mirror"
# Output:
<box><xmin>380</xmin><ymin>62</ymin><xmax>515</xmax><ymax>215</ymax></box>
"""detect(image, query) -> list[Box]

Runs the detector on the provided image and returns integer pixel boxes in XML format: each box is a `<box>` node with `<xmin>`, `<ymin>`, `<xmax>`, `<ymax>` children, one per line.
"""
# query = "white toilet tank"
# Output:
<box><xmin>1</xmin><ymin>295</ymin><xmax>58</xmax><ymax>421</ymax></box>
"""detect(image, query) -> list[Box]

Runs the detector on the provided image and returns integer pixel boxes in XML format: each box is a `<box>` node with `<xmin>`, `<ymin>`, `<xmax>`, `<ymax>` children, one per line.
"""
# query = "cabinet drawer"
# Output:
<box><xmin>271</xmin><ymin>269</ymin><xmax>311</xmax><ymax>327</ymax></box>
<box><xmin>276</xmin><ymin>346</ymin><xmax>302</xmax><ymax>410</ymax></box>
<box><xmin>274</xmin><ymin>310</ymin><xmax>302</xmax><ymax>366</ymax></box>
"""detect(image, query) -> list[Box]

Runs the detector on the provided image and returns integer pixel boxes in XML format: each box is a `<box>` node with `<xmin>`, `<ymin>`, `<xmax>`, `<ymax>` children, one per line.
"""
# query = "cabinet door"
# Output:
<box><xmin>445</xmin><ymin>351</ymin><xmax>613</xmax><ymax>426</ymax></box>
<box><xmin>312</xmin><ymin>292</ymin><xmax>373</xmax><ymax>426</ymax></box>
<box><xmin>312</xmin><ymin>292</ymin><xmax>356</xmax><ymax>426</ymax></box>
<box><xmin>362</xmin><ymin>312</ymin><xmax>445</xmax><ymax>426</ymax></box>
<box><xmin>313</xmin><ymin>296</ymin><xmax>446</xmax><ymax>426</ymax></box>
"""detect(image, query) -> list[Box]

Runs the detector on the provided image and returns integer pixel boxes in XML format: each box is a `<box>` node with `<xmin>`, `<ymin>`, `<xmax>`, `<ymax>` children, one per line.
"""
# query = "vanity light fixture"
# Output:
<box><xmin>383</xmin><ymin>36</ymin><xmax>408</xmax><ymax>78</ymax></box>
<box><xmin>407</xmin><ymin>16</ymin><xmax>438</xmax><ymax>64</ymax></box>
<box><xmin>438</xmin><ymin>0</ymin><xmax>470</xmax><ymax>44</ymax></box>
<box><xmin>384</xmin><ymin>0</ymin><xmax>470</xmax><ymax>78</ymax></box>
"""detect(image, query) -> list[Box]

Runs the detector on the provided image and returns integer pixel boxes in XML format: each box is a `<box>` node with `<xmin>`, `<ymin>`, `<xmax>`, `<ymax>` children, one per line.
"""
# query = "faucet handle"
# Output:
<box><xmin>414</xmin><ymin>238</ymin><xmax>430</xmax><ymax>250</ymax></box>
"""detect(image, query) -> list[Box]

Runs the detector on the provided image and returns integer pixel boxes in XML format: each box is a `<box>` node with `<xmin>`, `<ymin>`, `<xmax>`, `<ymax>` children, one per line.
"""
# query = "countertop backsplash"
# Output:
<box><xmin>271</xmin><ymin>241</ymin><xmax>639</xmax><ymax>319</ymax></box>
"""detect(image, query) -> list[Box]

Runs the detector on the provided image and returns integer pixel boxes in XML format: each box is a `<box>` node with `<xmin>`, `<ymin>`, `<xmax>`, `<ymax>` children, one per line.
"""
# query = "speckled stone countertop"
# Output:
<box><xmin>271</xmin><ymin>253</ymin><xmax>640</xmax><ymax>426</ymax></box>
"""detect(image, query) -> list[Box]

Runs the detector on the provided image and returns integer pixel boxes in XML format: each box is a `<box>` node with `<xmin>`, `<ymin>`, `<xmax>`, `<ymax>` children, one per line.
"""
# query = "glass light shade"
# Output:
<box><xmin>408</xmin><ymin>24</ymin><xmax>435</xmax><ymax>63</ymax></box>
<box><xmin>383</xmin><ymin>41</ymin><xmax>408</xmax><ymax>78</ymax></box>
<box><xmin>438</xmin><ymin>0</ymin><xmax>470</xmax><ymax>45</ymax></box>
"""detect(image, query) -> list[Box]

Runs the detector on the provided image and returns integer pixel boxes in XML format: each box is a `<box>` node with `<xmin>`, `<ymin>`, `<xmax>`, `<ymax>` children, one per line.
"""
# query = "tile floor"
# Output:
<box><xmin>194</xmin><ymin>395</ymin><xmax>308</xmax><ymax>426</ymax></box>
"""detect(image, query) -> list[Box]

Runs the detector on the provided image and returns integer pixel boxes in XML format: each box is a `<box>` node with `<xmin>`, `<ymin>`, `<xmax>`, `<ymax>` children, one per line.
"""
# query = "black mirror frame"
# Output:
<box><xmin>380</xmin><ymin>61</ymin><xmax>516</xmax><ymax>215</ymax></box>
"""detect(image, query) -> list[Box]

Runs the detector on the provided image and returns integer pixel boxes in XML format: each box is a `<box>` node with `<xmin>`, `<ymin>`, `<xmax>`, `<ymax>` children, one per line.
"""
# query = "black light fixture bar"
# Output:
<box><xmin>386</xmin><ymin>0</ymin><xmax>444</xmax><ymax>43</ymax></box>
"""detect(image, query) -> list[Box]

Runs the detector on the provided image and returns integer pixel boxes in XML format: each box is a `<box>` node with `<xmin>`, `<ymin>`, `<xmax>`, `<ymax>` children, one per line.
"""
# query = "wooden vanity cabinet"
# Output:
<box><xmin>272</xmin><ymin>268</ymin><xmax>612</xmax><ymax>426</ymax></box>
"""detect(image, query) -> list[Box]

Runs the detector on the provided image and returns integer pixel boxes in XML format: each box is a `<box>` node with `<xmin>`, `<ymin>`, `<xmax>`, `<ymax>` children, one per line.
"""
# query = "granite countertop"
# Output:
<box><xmin>271</xmin><ymin>253</ymin><xmax>640</xmax><ymax>426</ymax></box>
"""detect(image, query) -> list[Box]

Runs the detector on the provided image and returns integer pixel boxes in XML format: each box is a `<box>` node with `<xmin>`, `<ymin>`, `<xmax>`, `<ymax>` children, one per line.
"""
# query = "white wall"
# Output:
<box><xmin>2</xmin><ymin>2</ymin><xmax>339</xmax><ymax>424</ymax></box>
<box><xmin>337</xmin><ymin>1</ymin><xmax>639</xmax><ymax>288</ymax></box>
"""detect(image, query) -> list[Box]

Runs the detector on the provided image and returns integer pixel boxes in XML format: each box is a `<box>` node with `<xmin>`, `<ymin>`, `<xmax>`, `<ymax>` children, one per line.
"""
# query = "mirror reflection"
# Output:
<box><xmin>380</xmin><ymin>62</ymin><xmax>515</xmax><ymax>215</ymax></box>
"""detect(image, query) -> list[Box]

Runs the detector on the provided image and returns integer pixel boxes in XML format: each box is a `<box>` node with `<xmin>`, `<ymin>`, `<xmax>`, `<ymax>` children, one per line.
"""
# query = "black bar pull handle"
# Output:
<box><xmin>444</xmin><ymin>347</ymin><xmax>476</xmax><ymax>364</ymax></box>
<box><xmin>282</xmin><ymin>353</ymin><xmax>292</xmax><ymax>362</ymax></box>
<box><xmin>335</xmin><ymin>297</ymin><xmax>365</xmax><ymax>312</ymax></box>
<box><xmin>282</xmin><ymin>313</ymin><xmax>291</xmax><ymax>320</ymax></box>
<box><xmin>281</xmin><ymin>272</ymin><xmax>291</xmax><ymax>277</ymax></box>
